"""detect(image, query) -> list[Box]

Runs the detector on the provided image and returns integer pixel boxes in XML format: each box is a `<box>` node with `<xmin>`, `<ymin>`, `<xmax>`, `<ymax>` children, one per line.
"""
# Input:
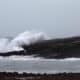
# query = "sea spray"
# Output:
<box><xmin>0</xmin><ymin>30</ymin><xmax>49</xmax><ymax>53</ymax></box>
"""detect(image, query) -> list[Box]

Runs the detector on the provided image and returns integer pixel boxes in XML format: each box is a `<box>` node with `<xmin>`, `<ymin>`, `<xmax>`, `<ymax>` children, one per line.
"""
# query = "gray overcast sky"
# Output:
<box><xmin>0</xmin><ymin>0</ymin><xmax>80</xmax><ymax>38</ymax></box>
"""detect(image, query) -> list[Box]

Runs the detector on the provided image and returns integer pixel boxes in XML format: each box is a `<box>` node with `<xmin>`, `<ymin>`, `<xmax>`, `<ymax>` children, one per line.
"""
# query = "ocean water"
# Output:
<box><xmin>0</xmin><ymin>30</ymin><xmax>80</xmax><ymax>73</ymax></box>
<box><xmin>0</xmin><ymin>56</ymin><xmax>80</xmax><ymax>73</ymax></box>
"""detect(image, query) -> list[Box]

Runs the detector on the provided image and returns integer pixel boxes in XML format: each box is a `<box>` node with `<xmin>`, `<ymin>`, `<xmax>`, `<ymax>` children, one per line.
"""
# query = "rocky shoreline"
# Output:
<box><xmin>1</xmin><ymin>36</ymin><xmax>80</xmax><ymax>59</ymax></box>
<box><xmin>23</xmin><ymin>36</ymin><xmax>80</xmax><ymax>59</ymax></box>
<box><xmin>0</xmin><ymin>72</ymin><xmax>80</xmax><ymax>80</ymax></box>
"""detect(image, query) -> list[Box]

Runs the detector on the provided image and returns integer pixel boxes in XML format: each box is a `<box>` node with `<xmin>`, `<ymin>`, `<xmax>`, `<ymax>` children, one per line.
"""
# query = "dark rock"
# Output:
<box><xmin>22</xmin><ymin>36</ymin><xmax>80</xmax><ymax>59</ymax></box>
<box><xmin>1</xmin><ymin>36</ymin><xmax>80</xmax><ymax>59</ymax></box>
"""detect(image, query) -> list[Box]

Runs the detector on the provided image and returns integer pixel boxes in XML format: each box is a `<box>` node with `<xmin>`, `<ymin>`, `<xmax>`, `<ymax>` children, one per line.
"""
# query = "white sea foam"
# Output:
<box><xmin>0</xmin><ymin>30</ymin><xmax>49</xmax><ymax>53</ymax></box>
<box><xmin>0</xmin><ymin>55</ymin><xmax>79</xmax><ymax>61</ymax></box>
<box><xmin>0</xmin><ymin>56</ymin><xmax>41</xmax><ymax>61</ymax></box>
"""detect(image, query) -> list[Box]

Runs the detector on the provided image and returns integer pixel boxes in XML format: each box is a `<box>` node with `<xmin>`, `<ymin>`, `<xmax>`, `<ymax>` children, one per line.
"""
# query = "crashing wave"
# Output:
<box><xmin>0</xmin><ymin>31</ymin><xmax>49</xmax><ymax>53</ymax></box>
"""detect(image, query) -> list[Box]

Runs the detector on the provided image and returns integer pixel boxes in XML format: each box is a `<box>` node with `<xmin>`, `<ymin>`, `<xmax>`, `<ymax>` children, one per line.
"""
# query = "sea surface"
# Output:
<box><xmin>0</xmin><ymin>56</ymin><xmax>80</xmax><ymax>73</ymax></box>
<box><xmin>0</xmin><ymin>31</ymin><xmax>80</xmax><ymax>73</ymax></box>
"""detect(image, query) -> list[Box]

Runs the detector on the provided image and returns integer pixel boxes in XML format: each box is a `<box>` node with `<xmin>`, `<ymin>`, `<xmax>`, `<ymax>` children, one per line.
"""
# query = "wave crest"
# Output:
<box><xmin>0</xmin><ymin>30</ymin><xmax>49</xmax><ymax>52</ymax></box>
